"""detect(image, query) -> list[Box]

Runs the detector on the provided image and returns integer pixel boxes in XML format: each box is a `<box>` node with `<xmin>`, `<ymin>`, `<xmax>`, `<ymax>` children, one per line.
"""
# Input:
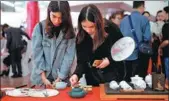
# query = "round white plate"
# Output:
<box><xmin>111</xmin><ymin>37</ymin><xmax>135</xmax><ymax>61</ymax></box>
<box><xmin>5</xmin><ymin>88</ymin><xmax>59</xmax><ymax>97</ymax></box>
<box><xmin>6</xmin><ymin>88</ymin><xmax>29</xmax><ymax>97</ymax></box>
<box><xmin>28</xmin><ymin>89</ymin><xmax>59</xmax><ymax>97</ymax></box>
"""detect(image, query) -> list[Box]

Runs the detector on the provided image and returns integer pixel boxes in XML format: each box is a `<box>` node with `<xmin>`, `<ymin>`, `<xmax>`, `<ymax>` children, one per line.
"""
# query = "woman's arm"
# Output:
<box><xmin>73</xmin><ymin>40</ymin><xmax>89</xmax><ymax>79</ymax></box>
<box><xmin>57</xmin><ymin>38</ymin><xmax>76</xmax><ymax>80</ymax></box>
<box><xmin>20</xmin><ymin>30</ymin><xmax>31</xmax><ymax>40</ymax></box>
<box><xmin>32</xmin><ymin>23</ymin><xmax>46</xmax><ymax>75</ymax></box>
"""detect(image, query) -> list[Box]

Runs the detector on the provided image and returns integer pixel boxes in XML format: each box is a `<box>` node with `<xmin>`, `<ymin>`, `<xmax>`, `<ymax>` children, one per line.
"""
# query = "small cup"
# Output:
<box><xmin>55</xmin><ymin>82</ymin><xmax>67</xmax><ymax>90</ymax></box>
<box><xmin>109</xmin><ymin>81</ymin><xmax>119</xmax><ymax>90</ymax></box>
<box><xmin>119</xmin><ymin>81</ymin><xmax>133</xmax><ymax>90</ymax></box>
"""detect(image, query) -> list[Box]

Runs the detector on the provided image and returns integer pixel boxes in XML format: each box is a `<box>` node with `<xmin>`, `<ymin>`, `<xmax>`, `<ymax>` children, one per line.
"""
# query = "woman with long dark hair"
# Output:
<box><xmin>31</xmin><ymin>1</ymin><xmax>76</xmax><ymax>87</ymax></box>
<box><xmin>151</xmin><ymin>10</ymin><xmax>165</xmax><ymax>67</ymax></box>
<box><xmin>70</xmin><ymin>4</ymin><xmax>123</xmax><ymax>86</ymax></box>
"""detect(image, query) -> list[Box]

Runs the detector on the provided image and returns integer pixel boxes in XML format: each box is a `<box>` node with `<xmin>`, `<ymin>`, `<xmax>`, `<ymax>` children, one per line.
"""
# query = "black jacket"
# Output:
<box><xmin>162</xmin><ymin>20</ymin><xmax>169</xmax><ymax>58</ymax></box>
<box><xmin>74</xmin><ymin>20</ymin><xmax>124</xmax><ymax>86</ymax></box>
<box><xmin>6</xmin><ymin>27</ymin><xmax>29</xmax><ymax>51</ymax></box>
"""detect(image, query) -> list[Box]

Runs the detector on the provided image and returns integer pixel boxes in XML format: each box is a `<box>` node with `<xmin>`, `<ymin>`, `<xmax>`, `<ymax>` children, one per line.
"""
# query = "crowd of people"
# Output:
<box><xmin>0</xmin><ymin>1</ymin><xmax>168</xmax><ymax>89</ymax></box>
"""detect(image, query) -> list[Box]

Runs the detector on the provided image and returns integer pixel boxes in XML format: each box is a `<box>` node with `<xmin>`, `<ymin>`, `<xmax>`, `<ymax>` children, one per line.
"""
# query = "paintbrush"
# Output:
<box><xmin>15</xmin><ymin>84</ymin><xmax>27</xmax><ymax>89</ymax></box>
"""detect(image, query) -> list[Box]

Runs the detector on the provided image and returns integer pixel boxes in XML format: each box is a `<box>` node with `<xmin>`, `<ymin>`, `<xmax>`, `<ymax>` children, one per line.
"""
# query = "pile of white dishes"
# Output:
<box><xmin>109</xmin><ymin>74</ymin><xmax>153</xmax><ymax>90</ymax></box>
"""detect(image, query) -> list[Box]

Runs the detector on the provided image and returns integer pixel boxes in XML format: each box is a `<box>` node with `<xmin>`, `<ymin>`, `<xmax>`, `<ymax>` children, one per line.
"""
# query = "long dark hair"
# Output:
<box><xmin>142</xmin><ymin>11</ymin><xmax>150</xmax><ymax>16</ymax></box>
<box><xmin>45</xmin><ymin>1</ymin><xmax>75</xmax><ymax>39</ymax></box>
<box><xmin>155</xmin><ymin>10</ymin><xmax>162</xmax><ymax>21</ymax></box>
<box><xmin>77</xmin><ymin>4</ymin><xmax>106</xmax><ymax>51</ymax></box>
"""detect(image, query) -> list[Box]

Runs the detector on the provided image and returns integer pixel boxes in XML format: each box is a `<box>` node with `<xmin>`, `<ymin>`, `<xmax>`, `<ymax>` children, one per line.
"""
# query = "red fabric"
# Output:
<box><xmin>1</xmin><ymin>87</ymin><xmax>102</xmax><ymax>101</ymax></box>
<box><xmin>147</xmin><ymin>58</ymin><xmax>152</xmax><ymax>74</ymax></box>
<box><xmin>26</xmin><ymin>1</ymin><xmax>39</xmax><ymax>39</ymax></box>
<box><xmin>147</xmin><ymin>55</ymin><xmax>162</xmax><ymax>74</ymax></box>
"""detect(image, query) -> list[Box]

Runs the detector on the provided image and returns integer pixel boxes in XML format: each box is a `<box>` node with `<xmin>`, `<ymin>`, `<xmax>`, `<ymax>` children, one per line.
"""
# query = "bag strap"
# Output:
<box><xmin>128</xmin><ymin>15</ymin><xmax>139</xmax><ymax>47</ymax></box>
<box><xmin>39</xmin><ymin>22</ymin><xmax>43</xmax><ymax>37</ymax></box>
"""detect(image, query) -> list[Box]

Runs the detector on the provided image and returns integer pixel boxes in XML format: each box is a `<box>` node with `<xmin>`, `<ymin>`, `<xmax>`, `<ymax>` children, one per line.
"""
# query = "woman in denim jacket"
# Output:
<box><xmin>31</xmin><ymin>1</ymin><xmax>76</xmax><ymax>87</ymax></box>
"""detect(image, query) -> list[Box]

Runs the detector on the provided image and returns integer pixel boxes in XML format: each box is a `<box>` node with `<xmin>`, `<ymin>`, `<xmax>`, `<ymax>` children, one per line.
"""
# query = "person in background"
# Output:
<box><xmin>109</xmin><ymin>11</ymin><xmax>123</xmax><ymax>27</ymax></box>
<box><xmin>120</xmin><ymin>1</ymin><xmax>151</xmax><ymax>81</ymax></box>
<box><xmin>4</xmin><ymin>24</ymin><xmax>29</xmax><ymax>78</ymax></box>
<box><xmin>158</xmin><ymin>6</ymin><xmax>169</xmax><ymax>89</ymax></box>
<box><xmin>153</xmin><ymin>10</ymin><xmax>165</xmax><ymax>42</ymax></box>
<box><xmin>0</xmin><ymin>25</ymin><xmax>9</xmax><ymax>77</ymax></box>
<box><xmin>1</xmin><ymin>24</ymin><xmax>31</xmax><ymax>77</ymax></box>
<box><xmin>150</xmin><ymin>10</ymin><xmax>165</xmax><ymax>72</ymax></box>
<box><xmin>69</xmin><ymin>4</ymin><xmax>124</xmax><ymax>86</ymax></box>
<box><xmin>31</xmin><ymin>1</ymin><xmax>76</xmax><ymax>87</ymax></box>
<box><xmin>1</xmin><ymin>24</ymin><xmax>9</xmax><ymax>38</ymax></box>
<box><xmin>142</xmin><ymin>11</ymin><xmax>151</xmax><ymax>20</ymax></box>
<box><xmin>156</xmin><ymin>10</ymin><xmax>165</xmax><ymax>22</ymax></box>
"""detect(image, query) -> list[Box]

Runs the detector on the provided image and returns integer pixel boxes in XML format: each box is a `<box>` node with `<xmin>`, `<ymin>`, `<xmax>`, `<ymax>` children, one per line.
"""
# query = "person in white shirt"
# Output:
<box><xmin>151</xmin><ymin>10</ymin><xmax>165</xmax><ymax>41</ymax></box>
<box><xmin>143</xmin><ymin>10</ymin><xmax>165</xmax><ymax>68</ymax></box>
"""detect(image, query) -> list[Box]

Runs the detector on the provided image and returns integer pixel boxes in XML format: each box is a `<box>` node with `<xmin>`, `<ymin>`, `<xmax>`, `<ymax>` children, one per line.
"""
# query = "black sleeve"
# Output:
<box><xmin>6</xmin><ymin>30</ymin><xmax>12</xmax><ymax>50</ymax></box>
<box><xmin>162</xmin><ymin>23</ymin><xmax>169</xmax><ymax>41</ymax></box>
<box><xmin>73</xmin><ymin>36</ymin><xmax>90</xmax><ymax>79</ymax></box>
<box><xmin>73</xmin><ymin>43</ymin><xmax>87</xmax><ymax>79</ymax></box>
<box><xmin>20</xmin><ymin>30</ymin><xmax>31</xmax><ymax>40</ymax></box>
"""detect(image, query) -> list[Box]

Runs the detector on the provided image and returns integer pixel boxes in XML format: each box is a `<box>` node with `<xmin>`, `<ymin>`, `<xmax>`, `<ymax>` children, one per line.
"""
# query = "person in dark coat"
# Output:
<box><xmin>158</xmin><ymin>6</ymin><xmax>169</xmax><ymax>89</ymax></box>
<box><xmin>5</xmin><ymin>27</ymin><xmax>29</xmax><ymax>77</ymax></box>
<box><xmin>70</xmin><ymin>4</ymin><xmax>124</xmax><ymax>86</ymax></box>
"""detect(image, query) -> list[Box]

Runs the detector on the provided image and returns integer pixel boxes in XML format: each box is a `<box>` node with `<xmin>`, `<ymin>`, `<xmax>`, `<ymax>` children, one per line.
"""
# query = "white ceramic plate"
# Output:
<box><xmin>6</xmin><ymin>88</ymin><xmax>29</xmax><ymax>97</ymax></box>
<box><xmin>5</xmin><ymin>88</ymin><xmax>59</xmax><ymax>97</ymax></box>
<box><xmin>111</xmin><ymin>37</ymin><xmax>135</xmax><ymax>61</ymax></box>
<box><xmin>28</xmin><ymin>89</ymin><xmax>59</xmax><ymax>97</ymax></box>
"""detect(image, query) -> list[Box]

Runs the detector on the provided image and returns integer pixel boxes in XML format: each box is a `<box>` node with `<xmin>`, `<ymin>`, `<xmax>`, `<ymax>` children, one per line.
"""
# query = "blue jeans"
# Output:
<box><xmin>164</xmin><ymin>58</ymin><xmax>169</xmax><ymax>80</ymax></box>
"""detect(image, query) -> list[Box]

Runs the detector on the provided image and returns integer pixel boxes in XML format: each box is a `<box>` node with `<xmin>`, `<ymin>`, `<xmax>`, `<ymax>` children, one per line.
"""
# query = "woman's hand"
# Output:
<box><xmin>69</xmin><ymin>74</ymin><xmax>79</xmax><ymax>87</ymax></box>
<box><xmin>41</xmin><ymin>72</ymin><xmax>52</xmax><ymax>88</ymax></box>
<box><xmin>55</xmin><ymin>77</ymin><xmax>61</xmax><ymax>82</ymax></box>
<box><xmin>52</xmin><ymin>77</ymin><xmax>61</xmax><ymax>88</ymax></box>
<box><xmin>42</xmin><ymin>78</ymin><xmax>52</xmax><ymax>88</ymax></box>
<box><xmin>96</xmin><ymin>57</ymin><xmax>110</xmax><ymax>69</ymax></box>
<box><xmin>158</xmin><ymin>48</ymin><xmax>163</xmax><ymax>56</ymax></box>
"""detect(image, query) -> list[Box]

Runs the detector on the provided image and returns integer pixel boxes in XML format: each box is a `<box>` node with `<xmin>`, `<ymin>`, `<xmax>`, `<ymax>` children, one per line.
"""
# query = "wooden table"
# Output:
<box><xmin>100</xmin><ymin>84</ymin><xmax>169</xmax><ymax>101</ymax></box>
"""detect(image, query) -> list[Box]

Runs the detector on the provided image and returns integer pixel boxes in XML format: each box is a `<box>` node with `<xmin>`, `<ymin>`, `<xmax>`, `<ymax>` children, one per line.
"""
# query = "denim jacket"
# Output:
<box><xmin>30</xmin><ymin>20</ymin><xmax>76</xmax><ymax>85</ymax></box>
